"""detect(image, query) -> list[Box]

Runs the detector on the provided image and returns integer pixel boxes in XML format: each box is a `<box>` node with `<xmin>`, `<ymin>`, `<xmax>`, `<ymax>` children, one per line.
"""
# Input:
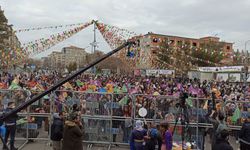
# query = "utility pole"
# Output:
<box><xmin>90</xmin><ymin>20</ymin><xmax>98</xmax><ymax>74</ymax></box>
<box><xmin>245</xmin><ymin>40</ymin><xmax>250</xmax><ymax>53</ymax></box>
<box><xmin>243</xmin><ymin>40</ymin><xmax>250</xmax><ymax>100</ymax></box>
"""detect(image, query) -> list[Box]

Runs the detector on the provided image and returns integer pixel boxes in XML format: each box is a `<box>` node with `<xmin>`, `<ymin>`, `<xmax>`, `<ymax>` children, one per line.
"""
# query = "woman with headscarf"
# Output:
<box><xmin>160</xmin><ymin>122</ymin><xmax>172</xmax><ymax>150</ymax></box>
<box><xmin>130</xmin><ymin>120</ymin><xmax>147</xmax><ymax>150</ymax></box>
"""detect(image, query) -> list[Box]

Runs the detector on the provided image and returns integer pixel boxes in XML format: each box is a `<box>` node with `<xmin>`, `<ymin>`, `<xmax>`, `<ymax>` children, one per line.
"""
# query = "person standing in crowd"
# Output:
<box><xmin>122</xmin><ymin>105</ymin><xmax>133</xmax><ymax>143</ymax></box>
<box><xmin>212</xmin><ymin>130</ymin><xmax>233</xmax><ymax>150</ymax></box>
<box><xmin>130</xmin><ymin>120</ymin><xmax>147</xmax><ymax>150</ymax></box>
<box><xmin>62</xmin><ymin>113</ymin><xmax>83</xmax><ymax>150</ymax></box>
<box><xmin>160</xmin><ymin>122</ymin><xmax>172</xmax><ymax>150</ymax></box>
<box><xmin>144</xmin><ymin>122</ymin><xmax>162</xmax><ymax>150</ymax></box>
<box><xmin>72</xmin><ymin>103</ymin><xmax>80</xmax><ymax>114</ymax></box>
<box><xmin>51</xmin><ymin>112</ymin><xmax>64</xmax><ymax>150</ymax></box>
<box><xmin>208</xmin><ymin>110</ymin><xmax>228</xmax><ymax>149</ymax></box>
<box><xmin>3</xmin><ymin>102</ymin><xmax>18</xmax><ymax>150</ymax></box>
<box><xmin>239</xmin><ymin>115</ymin><xmax>250</xmax><ymax>150</ymax></box>
<box><xmin>112</xmin><ymin>107</ymin><xmax>123</xmax><ymax>144</ymax></box>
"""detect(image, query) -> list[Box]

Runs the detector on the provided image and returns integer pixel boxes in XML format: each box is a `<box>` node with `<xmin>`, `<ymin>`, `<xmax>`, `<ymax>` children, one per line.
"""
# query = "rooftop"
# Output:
<box><xmin>63</xmin><ymin>45</ymin><xmax>86</xmax><ymax>50</ymax></box>
<box><xmin>145</xmin><ymin>32</ymin><xmax>233</xmax><ymax>44</ymax></box>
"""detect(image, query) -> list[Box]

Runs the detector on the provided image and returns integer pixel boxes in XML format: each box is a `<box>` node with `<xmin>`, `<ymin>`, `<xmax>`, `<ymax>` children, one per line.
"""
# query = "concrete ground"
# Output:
<box><xmin>0</xmin><ymin>123</ymin><xmax>240</xmax><ymax>150</ymax></box>
<box><xmin>0</xmin><ymin>136</ymin><xmax>240</xmax><ymax>150</ymax></box>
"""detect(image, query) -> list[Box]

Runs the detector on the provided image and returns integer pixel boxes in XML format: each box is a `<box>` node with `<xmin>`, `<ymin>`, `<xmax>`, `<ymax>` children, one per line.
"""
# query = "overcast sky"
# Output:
<box><xmin>1</xmin><ymin>0</ymin><xmax>250</xmax><ymax>58</ymax></box>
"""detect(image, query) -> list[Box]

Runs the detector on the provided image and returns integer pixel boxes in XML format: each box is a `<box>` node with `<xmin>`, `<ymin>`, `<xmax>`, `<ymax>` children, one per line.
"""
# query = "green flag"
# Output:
<box><xmin>8</xmin><ymin>82</ymin><xmax>21</xmax><ymax>90</ymax></box>
<box><xmin>16</xmin><ymin>118</ymin><xmax>28</xmax><ymax>125</ymax></box>
<box><xmin>186</xmin><ymin>97</ymin><xmax>193</xmax><ymax>107</ymax></box>
<box><xmin>114</xmin><ymin>86</ymin><xmax>118</xmax><ymax>93</ymax></box>
<box><xmin>76</xmin><ymin>80</ymin><xmax>84</xmax><ymax>87</ymax></box>
<box><xmin>232</xmin><ymin>106</ymin><xmax>241</xmax><ymax>123</ymax></box>
<box><xmin>119</xmin><ymin>95</ymin><xmax>128</xmax><ymax>105</ymax></box>
<box><xmin>122</xmin><ymin>85</ymin><xmax>128</xmax><ymax>93</ymax></box>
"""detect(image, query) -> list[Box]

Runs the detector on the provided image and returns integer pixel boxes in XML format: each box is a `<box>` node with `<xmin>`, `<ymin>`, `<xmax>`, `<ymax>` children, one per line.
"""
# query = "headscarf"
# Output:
<box><xmin>135</xmin><ymin>120</ymin><xmax>143</xmax><ymax>130</ymax></box>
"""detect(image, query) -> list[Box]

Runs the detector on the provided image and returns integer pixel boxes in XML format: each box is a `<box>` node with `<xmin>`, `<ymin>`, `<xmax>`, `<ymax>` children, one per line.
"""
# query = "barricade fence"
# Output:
<box><xmin>0</xmin><ymin>89</ymin><xmax>250</xmax><ymax>149</ymax></box>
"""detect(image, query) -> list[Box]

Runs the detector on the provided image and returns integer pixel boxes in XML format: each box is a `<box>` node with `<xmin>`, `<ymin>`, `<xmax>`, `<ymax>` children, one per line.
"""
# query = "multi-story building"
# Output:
<box><xmin>46</xmin><ymin>46</ymin><xmax>87</xmax><ymax>70</ymax></box>
<box><xmin>128</xmin><ymin>33</ymin><xmax>234</xmax><ymax>69</ymax></box>
<box><xmin>47</xmin><ymin>51</ymin><xmax>63</xmax><ymax>69</ymax></box>
<box><xmin>61</xmin><ymin>46</ymin><xmax>87</xmax><ymax>68</ymax></box>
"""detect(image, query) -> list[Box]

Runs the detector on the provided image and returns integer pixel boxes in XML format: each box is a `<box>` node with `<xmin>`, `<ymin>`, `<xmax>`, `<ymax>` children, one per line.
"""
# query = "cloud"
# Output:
<box><xmin>1</xmin><ymin>0</ymin><xmax>250</xmax><ymax>58</ymax></box>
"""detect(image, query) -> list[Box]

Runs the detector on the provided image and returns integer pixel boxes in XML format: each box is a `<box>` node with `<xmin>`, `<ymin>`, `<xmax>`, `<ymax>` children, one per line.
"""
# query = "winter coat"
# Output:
<box><xmin>212</xmin><ymin>139</ymin><xmax>233</xmax><ymax>150</ymax></box>
<box><xmin>239</xmin><ymin>121</ymin><xmax>250</xmax><ymax>146</ymax></box>
<box><xmin>62</xmin><ymin>121</ymin><xmax>83</xmax><ymax>150</ymax></box>
<box><xmin>3</xmin><ymin>108</ymin><xmax>18</xmax><ymax>126</ymax></box>
<box><xmin>50</xmin><ymin>117</ymin><xmax>63</xmax><ymax>141</ymax></box>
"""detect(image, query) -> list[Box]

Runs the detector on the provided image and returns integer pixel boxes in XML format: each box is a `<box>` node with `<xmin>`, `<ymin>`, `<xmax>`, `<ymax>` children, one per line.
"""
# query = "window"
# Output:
<box><xmin>152</xmin><ymin>50</ymin><xmax>157</xmax><ymax>54</ymax></box>
<box><xmin>227</xmin><ymin>46</ymin><xmax>230</xmax><ymax>50</ymax></box>
<box><xmin>169</xmin><ymin>40</ymin><xmax>175</xmax><ymax>44</ymax></box>
<box><xmin>192</xmin><ymin>42</ymin><xmax>197</xmax><ymax>47</ymax></box>
<box><xmin>152</xmin><ymin>38</ymin><xmax>158</xmax><ymax>43</ymax></box>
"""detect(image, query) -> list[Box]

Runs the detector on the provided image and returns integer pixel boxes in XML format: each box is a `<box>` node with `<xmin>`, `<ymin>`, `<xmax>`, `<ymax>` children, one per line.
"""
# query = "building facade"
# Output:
<box><xmin>135</xmin><ymin>33</ymin><xmax>234</xmax><ymax>69</ymax></box>
<box><xmin>46</xmin><ymin>46</ymin><xmax>87</xmax><ymax>70</ymax></box>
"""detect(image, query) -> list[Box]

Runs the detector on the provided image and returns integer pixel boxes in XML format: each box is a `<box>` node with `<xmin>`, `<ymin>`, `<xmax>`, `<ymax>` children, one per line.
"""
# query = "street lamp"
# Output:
<box><xmin>245</xmin><ymin>40</ymin><xmax>250</xmax><ymax>51</ymax></box>
<box><xmin>243</xmin><ymin>40</ymin><xmax>250</xmax><ymax>100</ymax></box>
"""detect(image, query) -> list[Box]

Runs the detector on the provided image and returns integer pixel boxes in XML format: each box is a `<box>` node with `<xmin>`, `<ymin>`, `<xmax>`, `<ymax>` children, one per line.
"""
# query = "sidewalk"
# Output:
<box><xmin>9</xmin><ymin>141</ymin><xmax>129</xmax><ymax>150</ymax></box>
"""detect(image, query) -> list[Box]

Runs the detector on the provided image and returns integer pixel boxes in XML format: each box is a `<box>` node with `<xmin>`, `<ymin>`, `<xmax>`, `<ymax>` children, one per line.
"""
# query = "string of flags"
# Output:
<box><xmin>95</xmin><ymin>21</ymin><xmax>142</xmax><ymax>70</ymax></box>
<box><xmin>95</xmin><ymin>21</ymin><xmax>137</xmax><ymax>49</ymax></box>
<box><xmin>157</xmin><ymin>49</ymin><xmax>221</xmax><ymax>67</ymax></box>
<box><xmin>22</xmin><ymin>21</ymin><xmax>93</xmax><ymax>56</ymax></box>
<box><xmin>1</xmin><ymin>19</ymin><xmax>231</xmax><ymax>71</ymax></box>
<box><xmin>156</xmin><ymin>57</ymin><xmax>186</xmax><ymax>73</ymax></box>
<box><xmin>0</xmin><ymin>47</ymin><xmax>28</xmax><ymax>68</ymax></box>
<box><xmin>14</xmin><ymin>23</ymin><xmax>86</xmax><ymax>33</ymax></box>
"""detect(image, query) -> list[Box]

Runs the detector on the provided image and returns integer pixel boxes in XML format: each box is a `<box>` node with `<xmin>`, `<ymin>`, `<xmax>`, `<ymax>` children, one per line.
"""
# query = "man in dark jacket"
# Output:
<box><xmin>62</xmin><ymin>113</ymin><xmax>83</xmax><ymax>150</ymax></box>
<box><xmin>239</xmin><ymin>115</ymin><xmax>250</xmax><ymax>150</ymax></box>
<box><xmin>51</xmin><ymin>112</ymin><xmax>64</xmax><ymax>150</ymax></box>
<box><xmin>144</xmin><ymin>123</ymin><xmax>162</xmax><ymax>150</ymax></box>
<box><xmin>213</xmin><ymin>130</ymin><xmax>233</xmax><ymax>150</ymax></box>
<box><xmin>209</xmin><ymin>110</ymin><xmax>228</xmax><ymax>149</ymax></box>
<box><xmin>3</xmin><ymin>101</ymin><xmax>18</xmax><ymax>150</ymax></box>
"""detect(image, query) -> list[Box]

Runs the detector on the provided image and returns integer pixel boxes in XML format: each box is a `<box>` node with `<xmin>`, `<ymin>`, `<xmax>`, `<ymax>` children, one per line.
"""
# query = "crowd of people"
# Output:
<box><xmin>0</xmin><ymin>70</ymin><xmax>250</xmax><ymax>150</ymax></box>
<box><xmin>0</xmin><ymin>71</ymin><xmax>249</xmax><ymax>124</ymax></box>
<box><xmin>0</xmin><ymin>70</ymin><xmax>249</xmax><ymax>98</ymax></box>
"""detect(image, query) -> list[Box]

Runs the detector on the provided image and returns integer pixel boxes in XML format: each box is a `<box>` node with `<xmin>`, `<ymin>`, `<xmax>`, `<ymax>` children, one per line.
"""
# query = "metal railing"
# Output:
<box><xmin>0</xmin><ymin>89</ymin><xmax>249</xmax><ymax>149</ymax></box>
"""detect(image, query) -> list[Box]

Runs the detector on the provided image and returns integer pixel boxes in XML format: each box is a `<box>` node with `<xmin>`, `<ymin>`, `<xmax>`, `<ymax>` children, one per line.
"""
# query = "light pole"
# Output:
<box><xmin>244</xmin><ymin>40</ymin><xmax>250</xmax><ymax>52</ymax></box>
<box><xmin>90</xmin><ymin>20</ymin><xmax>98</xmax><ymax>74</ymax></box>
<box><xmin>243</xmin><ymin>40</ymin><xmax>250</xmax><ymax>100</ymax></box>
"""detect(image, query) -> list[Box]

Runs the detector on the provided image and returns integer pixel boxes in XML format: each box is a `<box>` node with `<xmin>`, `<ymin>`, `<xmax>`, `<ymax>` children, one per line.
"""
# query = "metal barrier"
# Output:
<box><xmin>1</xmin><ymin>89</ymin><xmax>249</xmax><ymax>149</ymax></box>
<box><xmin>0</xmin><ymin>89</ymin><xmax>53</xmax><ymax>149</ymax></box>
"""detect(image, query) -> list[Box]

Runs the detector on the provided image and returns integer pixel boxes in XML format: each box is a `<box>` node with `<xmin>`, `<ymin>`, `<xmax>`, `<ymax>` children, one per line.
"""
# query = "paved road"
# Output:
<box><xmin>0</xmin><ymin>136</ymin><xmax>240</xmax><ymax>150</ymax></box>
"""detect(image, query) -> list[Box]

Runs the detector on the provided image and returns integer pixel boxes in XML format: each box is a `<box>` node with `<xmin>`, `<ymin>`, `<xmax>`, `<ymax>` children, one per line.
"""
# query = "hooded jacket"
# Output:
<box><xmin>212</xmin><ymin>138</ymin><xmax>233</xmax><ymax>150</ymax></box>
<box><xmin>239</xmin><ymin>121</ymin><xmax>250</xmax><ymax>145</ymax></box>
<box><xmin>62</xmin><ymin>121</ymin><xmax>83</xmax><ymax>150</ymax></box>
<box><xmin>3</xmin><ymin>107</ymin><xmax>18</xmax><ymax>126</ymax></box>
